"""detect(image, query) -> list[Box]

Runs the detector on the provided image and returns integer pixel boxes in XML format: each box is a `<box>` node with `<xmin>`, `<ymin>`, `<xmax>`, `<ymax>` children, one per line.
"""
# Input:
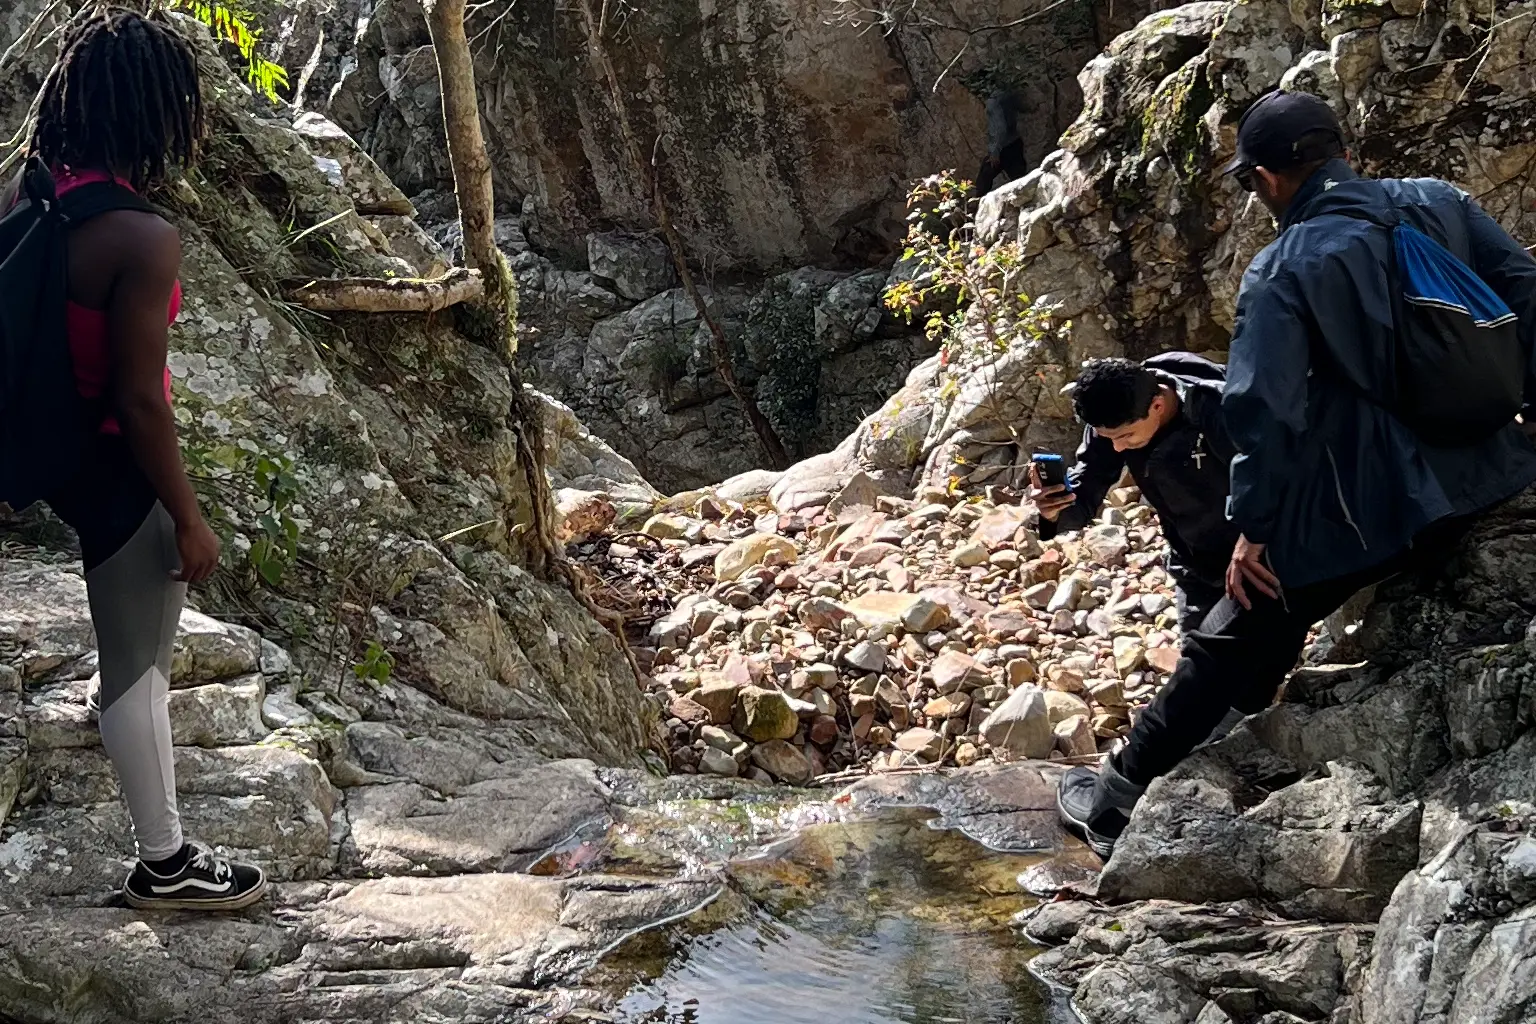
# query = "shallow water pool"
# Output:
<box><xmin>589</xmin><ymin>808</ymin><xmax>1072</xmax><ymax>1024</ymax></box>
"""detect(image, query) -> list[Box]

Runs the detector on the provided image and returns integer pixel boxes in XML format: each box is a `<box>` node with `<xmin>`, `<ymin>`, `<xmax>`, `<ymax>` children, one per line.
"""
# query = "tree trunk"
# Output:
<box><xmin>422</xmin><ymin>0</ymin><xmax>497</xmax><ymax>278</ymax></box>
<box><xmin>572</xmin><ymin>0</ymin><xmax>791</xmax><ymax>471</ymax></box>
<box><xmin>416</xmin><ymin>0</ymin><xmax>643</xmax><ymax>695</ymax></box>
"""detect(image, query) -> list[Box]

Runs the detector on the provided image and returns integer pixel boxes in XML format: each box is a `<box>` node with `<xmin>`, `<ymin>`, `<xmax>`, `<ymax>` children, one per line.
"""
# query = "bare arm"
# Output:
<box><xmin>107</xmin><ymin>215</ymin><xmax>218</xmax><ymax>581</ymax></box>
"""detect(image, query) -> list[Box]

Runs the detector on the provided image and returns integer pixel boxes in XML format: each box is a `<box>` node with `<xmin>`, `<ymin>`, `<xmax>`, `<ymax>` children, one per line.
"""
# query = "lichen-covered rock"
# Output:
<box><xmin>292</xmin><ymin>110</ymin><xmax>415</xmax><ymax>216</ymax></box>
<box><xmin>732</xmin><ymin>686</ymin><xmax>800</xmax><ymax>743</ymax></box>
<box><xmin>167</xmin><ymin>676</ymin><xmax>270</xmax><ymax>748</ymax></box>
<box><xmin>3</xmin><ymin>6</ymin><xmax>649</xmax><ymax>767</ymax></box>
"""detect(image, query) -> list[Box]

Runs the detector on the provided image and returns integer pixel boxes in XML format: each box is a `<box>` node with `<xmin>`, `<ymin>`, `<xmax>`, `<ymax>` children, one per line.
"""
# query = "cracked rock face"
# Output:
<box><xmin>300</xmin><ymin>0</ymin><xmax>1149</xmax><ymax>272</ymax></box>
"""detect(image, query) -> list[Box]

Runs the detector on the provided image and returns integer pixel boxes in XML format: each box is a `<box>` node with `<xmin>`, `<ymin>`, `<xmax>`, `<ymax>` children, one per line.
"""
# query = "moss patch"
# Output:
<box><xmin>1141</xmin><ymin>58</ymin><xmax>1216</xmax><ymax>184</ymax></box>
<box><xmin>744</xmin><ymin>277</ymin><xmax>821</xmax><ymax>453</ymax></box>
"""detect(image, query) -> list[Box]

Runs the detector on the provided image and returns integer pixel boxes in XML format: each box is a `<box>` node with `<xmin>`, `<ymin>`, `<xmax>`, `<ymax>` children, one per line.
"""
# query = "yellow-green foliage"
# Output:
<box><xmin>884</xmin><ymin>171</ymin><xmax>1068</xmax><ymax>368</ymax></box>
<box><xmin>1141</xmin><ymin>59</ymin><xmax>1214</xmax><ymax>182</ymax></box>
<box><xmin>168</xmin><ymin>0</ymin><xmax>288</xmax><ymax>102</ymax></box>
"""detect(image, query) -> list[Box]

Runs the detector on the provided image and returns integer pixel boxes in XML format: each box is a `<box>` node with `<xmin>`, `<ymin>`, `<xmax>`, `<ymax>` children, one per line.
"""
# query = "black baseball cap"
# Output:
<box><xmin>1222</xmin><ymin>90</ymin><xmax>1344</xmax><ymax>175</ymax></box>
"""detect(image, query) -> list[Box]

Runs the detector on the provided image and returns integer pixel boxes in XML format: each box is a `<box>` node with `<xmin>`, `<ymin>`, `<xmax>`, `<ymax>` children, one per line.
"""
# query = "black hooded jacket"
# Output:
<box><xmin>1039</xmin><ymin>352</ymin><xmax>1238</xmax><ymax>588</ymax></box>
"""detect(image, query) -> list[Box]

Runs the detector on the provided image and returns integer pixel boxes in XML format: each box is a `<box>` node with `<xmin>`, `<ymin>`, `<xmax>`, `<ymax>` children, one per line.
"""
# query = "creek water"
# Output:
<box><xmin>583</xmin><ymin>806</ymin><xmax>1074</xmax><ymax>1024</ymax></box>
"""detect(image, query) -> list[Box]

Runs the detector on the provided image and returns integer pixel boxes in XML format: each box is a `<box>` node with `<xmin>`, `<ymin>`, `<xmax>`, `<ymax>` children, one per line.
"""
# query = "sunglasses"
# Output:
<box><xmin>1233</xmin><ymin>166</ymin><xmax>1257</xmax><ymax>192</ymax></box>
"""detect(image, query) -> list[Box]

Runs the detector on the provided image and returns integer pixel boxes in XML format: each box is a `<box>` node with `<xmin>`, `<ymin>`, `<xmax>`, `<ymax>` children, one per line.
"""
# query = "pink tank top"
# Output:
<box><xmin>56</xmin><ymin>168</ymin><xmax>178</xmax><ymax>435</ymax></box>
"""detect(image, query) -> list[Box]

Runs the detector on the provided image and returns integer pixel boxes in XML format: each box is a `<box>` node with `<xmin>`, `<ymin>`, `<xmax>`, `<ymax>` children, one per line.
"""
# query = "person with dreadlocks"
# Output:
<box><xmin>7</xmin><ymin>7</ymin><xmax>266</xmax><ymax>910</ymax></box>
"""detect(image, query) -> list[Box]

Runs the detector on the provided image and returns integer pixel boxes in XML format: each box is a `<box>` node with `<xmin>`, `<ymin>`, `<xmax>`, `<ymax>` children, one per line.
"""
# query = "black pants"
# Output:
<box><xmin>977</xmin><ymin>138</ymin><xmax>1029</xmax><ymax>195</ymax></box>
<box><xmin>1118</xmin><ymin>521</ymin><xmax>1469</xmax><ymax>787</ymax></box>
<box><xmin>1174</xmin><ymin>576</ymin><xmax>1224</xmax><ymax>636</ymax></box>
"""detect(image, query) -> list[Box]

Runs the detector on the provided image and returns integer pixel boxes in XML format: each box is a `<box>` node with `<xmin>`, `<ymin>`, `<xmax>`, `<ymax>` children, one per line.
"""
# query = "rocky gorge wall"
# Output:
<box><xmin>251</xmin><ymin>0</ymin><xmax>1175</xmax><ymax>491</ymax></box>
<box><xmin>287</xmin><ymin>0</ymin><xmax>1150</xmax><ymax>270</ymax></box>
<box><xmin>754</xmin><ymin>0</ymin><xmax>1536</xmax><ymax>518</ymax></box>
<box><xmin>0</xmin><ymin>0</ymin><xmax>657</xmax><ymax>825</ymax></box>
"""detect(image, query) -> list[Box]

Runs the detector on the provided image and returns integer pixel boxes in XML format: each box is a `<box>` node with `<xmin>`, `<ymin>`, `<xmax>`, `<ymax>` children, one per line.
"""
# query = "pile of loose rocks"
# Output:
<box><xmin>570</xmin><ymin>483</ymin><xmax>1185</xmax><ymax>785</ymax></box>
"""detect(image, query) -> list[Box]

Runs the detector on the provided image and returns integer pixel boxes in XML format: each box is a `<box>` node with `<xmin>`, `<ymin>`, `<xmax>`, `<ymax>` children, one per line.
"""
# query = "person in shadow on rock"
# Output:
<box><xmin>1031</xmin><ymin>352</ymin><xmax>1240</xmax><ymax>643</ymax></box>
<box><xmin>3</xmin><ymin>9</ymin><xmax>267</xmax><ymax>910</ymax></box>
<box><xmin>1057</xmin><ymin>90</ymin><xmax>1536</xmax><ymax>859</ymax></box>
<box><xmin>976</xmin><ymin>89</ymin><xmax>1030</xmax><ymax>196</ymax></box>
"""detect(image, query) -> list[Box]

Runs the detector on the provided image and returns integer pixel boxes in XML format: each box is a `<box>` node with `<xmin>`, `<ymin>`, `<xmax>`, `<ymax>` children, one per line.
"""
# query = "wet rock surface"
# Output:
<box><xmin>0</xmin><ymin>711</ymin><xmax>1086</xmax><ymax>1024</ymax></box>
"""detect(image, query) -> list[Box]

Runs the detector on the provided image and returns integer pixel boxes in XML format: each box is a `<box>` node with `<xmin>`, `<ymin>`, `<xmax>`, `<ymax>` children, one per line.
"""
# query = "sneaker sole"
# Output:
<box><xmin>1055</xmin><ymin>784</ymin><xmax>1117</xmax><ymax>861</ymax></box>
<box><xmin>124</xmin><ymin>875</ymin><xmax>269</xmax><ymax>912</ymax></box>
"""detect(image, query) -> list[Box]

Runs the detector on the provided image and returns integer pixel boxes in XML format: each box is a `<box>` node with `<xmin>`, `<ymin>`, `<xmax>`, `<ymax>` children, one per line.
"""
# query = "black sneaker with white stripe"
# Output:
<box><xmin>123</xmin><ymin>841</ymin><xmax>268</xmax><ymax>911</ymax></box>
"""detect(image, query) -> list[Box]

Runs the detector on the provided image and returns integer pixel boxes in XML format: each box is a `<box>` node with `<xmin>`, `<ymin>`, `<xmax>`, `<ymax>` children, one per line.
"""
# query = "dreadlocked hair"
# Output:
<box><xmin>29</xmin><ymin>6</ymin><xmax>205</xmax><ymax>193</ymax></box>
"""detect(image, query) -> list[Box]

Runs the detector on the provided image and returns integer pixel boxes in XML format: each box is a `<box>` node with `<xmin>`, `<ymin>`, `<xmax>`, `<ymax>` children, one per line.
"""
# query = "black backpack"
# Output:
<box><xmin>1337</xmin><ymin>197</ymin><xmax>1527</xmax><ymax>446</ymax></box>
<box><xmin>0</xmin><ymin>158</ymin><xmax>156</xmax><ymax>510</ymax></box>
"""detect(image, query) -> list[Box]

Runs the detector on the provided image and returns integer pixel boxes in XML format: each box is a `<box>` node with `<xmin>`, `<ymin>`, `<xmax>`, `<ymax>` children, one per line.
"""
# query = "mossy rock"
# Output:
<box><xmin>1140</xmin><ymin>57</ymin><xmax>1217</xmax><ymax>184</ymax></box>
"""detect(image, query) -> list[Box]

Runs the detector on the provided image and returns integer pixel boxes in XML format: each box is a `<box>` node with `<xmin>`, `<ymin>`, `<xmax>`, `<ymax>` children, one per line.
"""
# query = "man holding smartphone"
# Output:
<box><xmin>1031</xmin><ymin>352</ymin><xmax>1238</xmax><ymax>637</ymax></box>
<box><xmin>1056</xmin><ymin>91</ymin><xmax>1536</xmax><ymax>862</ymax></box>
<box><xmin>1033</xmin><ymin>352</ymin><xmax>1249</xmax><ymax>857</ymax></box>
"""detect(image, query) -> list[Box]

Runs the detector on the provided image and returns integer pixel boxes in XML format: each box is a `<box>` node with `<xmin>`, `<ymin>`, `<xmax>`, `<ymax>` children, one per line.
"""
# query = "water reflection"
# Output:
<box><xmin>598</xmin><ymin>810</ymin><xmax>1064</xmax><ymax>1024</ymax></box>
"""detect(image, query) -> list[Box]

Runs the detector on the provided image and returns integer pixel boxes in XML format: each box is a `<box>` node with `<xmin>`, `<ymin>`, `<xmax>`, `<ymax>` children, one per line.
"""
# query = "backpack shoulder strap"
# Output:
<box><xmin>55</xmin><ymin>181</ymin><xmax>157</xmax><ymax>227</ymax></box>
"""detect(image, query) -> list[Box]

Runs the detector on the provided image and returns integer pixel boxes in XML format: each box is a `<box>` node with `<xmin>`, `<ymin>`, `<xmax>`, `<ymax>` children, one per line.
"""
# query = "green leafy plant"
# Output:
<box><xmin>352</xmin><ymin>639</ymin><xmax>395</xmax><ymax>686</ymax></box>
<box><xmin>250</xmin><ymin>453</ymin><xmax>301</xmax><ymax>584</ymax></box>
<box><xmin>182</xmin><ymin>440</ymin><xmax>303</xmax><ymax>585</ymax></box>
<box><xmin>884</xmin><ymin>171</ymin><xmax>1074</xmax><ymax>497</ymax></box>
<box><xmin>167</xmin><ymin>0</ymin><xmax>289</xmax><ymax>103</ymax></box>
<box><xmin>884</xmin><ymin>171</ymin><xmax>1066</xmax><ymax>366</ymax></box>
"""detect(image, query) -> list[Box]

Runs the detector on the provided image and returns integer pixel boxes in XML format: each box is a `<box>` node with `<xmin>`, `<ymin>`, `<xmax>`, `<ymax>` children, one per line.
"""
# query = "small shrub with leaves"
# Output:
<box><xmin>353</xmin><ymin>639</ymin><xmax>396</xmax><ymax>687</ymax></box>
<box><xmin>182</xmin><ymin>441</ymin><xmax>302</xmax><ymax>584</ymax></box>
<box><xmin>885</xmin><ymin>171</ymin><xmax>1074</xmax><ymax>497</ymax></box>
<box><xmin>884</xmin><ymin>171</ymin><xmax>1069</xmax><ymax>374</ymax></box>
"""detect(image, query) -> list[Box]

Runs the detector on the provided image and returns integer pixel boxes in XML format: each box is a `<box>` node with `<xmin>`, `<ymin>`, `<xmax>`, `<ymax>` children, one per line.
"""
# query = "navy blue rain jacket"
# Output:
<box><xmin>1224</xmin><ymin>160</ymin><xmax>1536</xmax><ymax>587</ymax></box>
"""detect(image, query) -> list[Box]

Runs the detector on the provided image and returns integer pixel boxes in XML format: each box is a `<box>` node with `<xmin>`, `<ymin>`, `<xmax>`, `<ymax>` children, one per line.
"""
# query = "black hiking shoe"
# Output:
<box><xmin>123</xmin><ymin>841</ymin><xmax>268</xmax><ymax>911</ymax></box>
<box><xmin>1056</xmin><ymin>761</ymin><xmax>1146</xmax><ymax>860</ymax></box>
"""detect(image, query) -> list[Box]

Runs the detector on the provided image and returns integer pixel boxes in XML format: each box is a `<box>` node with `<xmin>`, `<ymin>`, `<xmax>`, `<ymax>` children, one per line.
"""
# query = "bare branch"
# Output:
<box><xmin>283</xmin><ymin>267</ymin><xmax>485</xmax><ymax>312</ymax></box>
<box><xmin>931</xmin><ymin>34</ymin><xmax>969</xmax><ymax>94</ymax></box>
<box><xmin>0</xmin><ymin>0</ymin><xmax>66</xmax><ymax>80</ymax></box>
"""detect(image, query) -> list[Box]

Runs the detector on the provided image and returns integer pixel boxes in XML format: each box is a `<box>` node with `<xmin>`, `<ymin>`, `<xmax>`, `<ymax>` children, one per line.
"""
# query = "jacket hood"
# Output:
<box><xmin>1144</xmin><ymin>350</ymin><xmax>1226</xmax><ymax>396</ymax></box>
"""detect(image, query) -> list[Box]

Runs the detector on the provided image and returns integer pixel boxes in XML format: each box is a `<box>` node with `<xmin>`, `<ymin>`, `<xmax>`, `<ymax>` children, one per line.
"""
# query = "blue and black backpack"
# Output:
<box><xmin>0</xmin><ymin>158</ymin><xmax>154</xmax><ymax>510</ymax></box>
<box><xmin>1339</xmin><ymin>198</ymin><xmax>1526</xmax><ymax>446</ymax></box>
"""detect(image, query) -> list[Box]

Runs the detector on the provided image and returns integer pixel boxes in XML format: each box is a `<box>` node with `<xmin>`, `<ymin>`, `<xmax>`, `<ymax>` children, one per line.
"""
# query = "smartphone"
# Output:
<box><xmin>1032</xmin><ymin>452</ymin><xmax>1068</xmax><ymax>489</ymax></box>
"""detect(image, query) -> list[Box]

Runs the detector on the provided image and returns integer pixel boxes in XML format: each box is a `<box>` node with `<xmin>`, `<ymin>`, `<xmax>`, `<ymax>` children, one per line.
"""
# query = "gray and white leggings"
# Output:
<box><xmin>50</xmin><ymin>439</ymin><xmax>186</xmax><ymax>862</ymax></box>
<box><xmin>88</xmin><ymin>502</ymin><xmax>186</xmax><ymax>861</ymax></box>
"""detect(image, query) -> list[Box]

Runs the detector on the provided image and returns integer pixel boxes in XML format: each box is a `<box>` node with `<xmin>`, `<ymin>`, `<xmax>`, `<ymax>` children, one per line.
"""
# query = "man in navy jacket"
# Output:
<box><xmin>1058</xmin><ymin>90</ymin><xmax>1536</xmax><ymax>859</ymax></box>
